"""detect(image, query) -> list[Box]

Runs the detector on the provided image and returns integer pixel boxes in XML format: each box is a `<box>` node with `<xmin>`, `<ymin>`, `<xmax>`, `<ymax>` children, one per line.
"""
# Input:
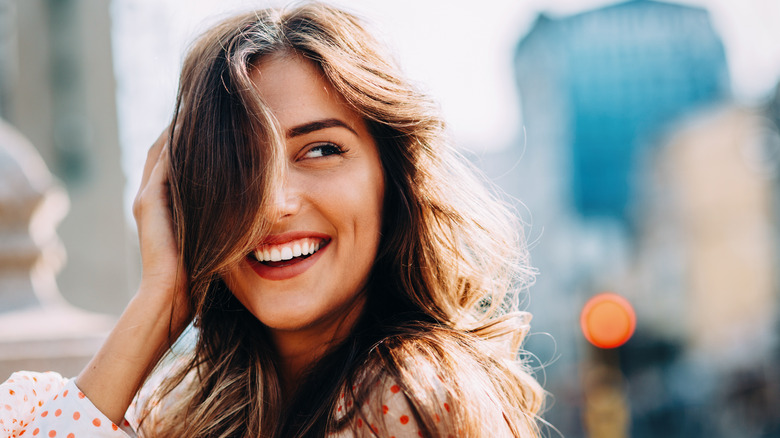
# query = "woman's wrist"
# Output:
<box><xmin>75</xmin><ymin>284</ymin><xmax>189</xmax><ymax>424</ymax></box>
<box><xmin>137</xmin><ymin>275</ymin><xmax>191</xmax><ymax>331</ymax></box>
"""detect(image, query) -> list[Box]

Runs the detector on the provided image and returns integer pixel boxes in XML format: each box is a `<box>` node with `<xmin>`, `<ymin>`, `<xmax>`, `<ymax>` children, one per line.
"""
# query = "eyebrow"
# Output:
<box><xmin>286</xmin><ymin>118</ymin><xmax>358</xmax><ymax>138</ymax></box>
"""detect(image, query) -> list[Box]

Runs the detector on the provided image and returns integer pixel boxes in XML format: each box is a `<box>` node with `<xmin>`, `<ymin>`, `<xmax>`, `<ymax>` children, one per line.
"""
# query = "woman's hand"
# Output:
<box><xmin>133</xmin><ymin>128</ymin><xmax>191</xmax><ymax>330</ymax></box>
<box><xmin>76</xmin><ymin>128</ymin><xmax>192</xmax><ymax>425</ymax></box>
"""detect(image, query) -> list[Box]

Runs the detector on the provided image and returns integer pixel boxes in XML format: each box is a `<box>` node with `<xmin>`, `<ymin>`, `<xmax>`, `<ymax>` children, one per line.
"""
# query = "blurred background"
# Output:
<box><xmin>1</xmin><ymin>0</ymin><xmax>779</xmax><ymax>436</ymax></box>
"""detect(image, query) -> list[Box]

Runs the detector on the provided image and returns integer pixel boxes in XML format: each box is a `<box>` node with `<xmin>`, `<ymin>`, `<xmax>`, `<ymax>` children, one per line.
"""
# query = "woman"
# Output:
<box><xmin>1</xmin><ymin>3</ymin><xmax>544</xmax><ymax>437</ymax></box>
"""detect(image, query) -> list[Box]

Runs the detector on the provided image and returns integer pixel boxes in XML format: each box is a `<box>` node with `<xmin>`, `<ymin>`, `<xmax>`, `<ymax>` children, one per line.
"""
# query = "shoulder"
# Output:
<box><xmin>126</xmin><ymin>355</ymin><xmax>195</xmax><ymax>434</ymax></box>
<box><xmin>341</xmin><ymin>327</ymin><xmax>536</xmax><ymax>437</ymax></box>
<box><xmin>331</xmin><ymin>330</ymin><xmax>466</xmax><ymax>437</ymax></box>
<box><xmin>332</xmin><ymin>372</ymin><xmax>446</xmax><ymax>438</ymax></box>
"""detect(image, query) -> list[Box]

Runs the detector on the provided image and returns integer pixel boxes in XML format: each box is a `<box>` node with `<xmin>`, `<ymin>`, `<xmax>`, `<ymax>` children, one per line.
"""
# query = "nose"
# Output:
<box><xmin>270</xmin><ymin>176</ymin><xmax>302</xmax><ymax>220</ymax></box>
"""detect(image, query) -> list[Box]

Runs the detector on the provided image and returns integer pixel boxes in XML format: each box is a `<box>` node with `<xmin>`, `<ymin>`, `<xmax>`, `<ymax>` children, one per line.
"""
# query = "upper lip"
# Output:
<box><xmin>255</xmin><ymin>231</ymin><xmax>331</xmax><ymax>247</ymax></box>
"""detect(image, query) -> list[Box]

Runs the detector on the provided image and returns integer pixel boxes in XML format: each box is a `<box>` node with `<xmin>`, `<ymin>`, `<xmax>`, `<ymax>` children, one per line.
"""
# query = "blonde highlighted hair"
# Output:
<box><xmin>139</xmin><ymin>3</ymin><xmax>544</xmax><ymax>436</ymax></box>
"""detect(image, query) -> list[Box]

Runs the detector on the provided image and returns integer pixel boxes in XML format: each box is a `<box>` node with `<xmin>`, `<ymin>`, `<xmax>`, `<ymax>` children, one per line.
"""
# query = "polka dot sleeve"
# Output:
<box><xmin>1</xmin><ymin>371</ymin><xmax>136</xmax><ymax>438</ymax></box>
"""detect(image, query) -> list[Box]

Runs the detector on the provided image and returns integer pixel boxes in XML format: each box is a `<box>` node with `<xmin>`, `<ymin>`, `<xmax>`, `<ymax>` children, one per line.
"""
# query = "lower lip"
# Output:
<box><xmin>246</xmin><ymin>242</ymin><xmax>329</xmax><ymax>281</ymax></box>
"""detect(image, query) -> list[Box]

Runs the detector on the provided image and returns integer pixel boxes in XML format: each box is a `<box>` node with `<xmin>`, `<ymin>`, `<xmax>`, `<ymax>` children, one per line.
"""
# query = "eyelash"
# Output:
<box><xmin>302</xmin><ymin>142</ymin><xmax>347</xmax><ymax>159</ymax></box>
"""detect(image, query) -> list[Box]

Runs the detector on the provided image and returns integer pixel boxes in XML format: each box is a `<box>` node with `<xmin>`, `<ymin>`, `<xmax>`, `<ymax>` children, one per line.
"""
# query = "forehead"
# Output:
<box><xmin>250</xmin><ymin>53</ymin><xmax>361</xmax><ymax>131</ymax></box>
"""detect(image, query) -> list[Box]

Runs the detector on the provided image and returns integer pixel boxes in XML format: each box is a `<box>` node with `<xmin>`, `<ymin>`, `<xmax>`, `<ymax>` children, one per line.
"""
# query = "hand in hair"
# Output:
<box><xmin>133</xmin><ymin>127</ymin><xmax>191</xmax><ymax>328</ymax></box>
<box><xmin>75</xmin><ymin>128</ymin><xmax>192</xmax><ymax>425</ymax></box>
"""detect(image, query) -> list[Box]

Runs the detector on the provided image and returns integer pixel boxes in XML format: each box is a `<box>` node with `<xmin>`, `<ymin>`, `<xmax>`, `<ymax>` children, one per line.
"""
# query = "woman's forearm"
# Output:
<box><xmin>75</xmin><ymin>284</ymin><xmax>187</xmax><ymax>425</ymax></box>
<box><xmin>75</xmin><ymin>128</ymin><xmax>190</xmax><ymax>425</ymax></box>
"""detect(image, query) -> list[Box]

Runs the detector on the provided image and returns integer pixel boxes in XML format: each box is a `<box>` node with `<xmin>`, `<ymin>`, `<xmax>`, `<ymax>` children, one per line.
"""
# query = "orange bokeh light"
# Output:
<box><xmin>580</xmin><ymin>293</ymin><xmax>636</xmax><ymax>349</ymax></box>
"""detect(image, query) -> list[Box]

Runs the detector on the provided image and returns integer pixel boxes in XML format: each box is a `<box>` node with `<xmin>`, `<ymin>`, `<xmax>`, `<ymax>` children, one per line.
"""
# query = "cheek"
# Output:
<box><xmin>354</xmin><ymin>171</ymin><xmax>384</xmax><ymax>273</ymax></box>
<box><xmin>349</xmin><ymin>176</ymin><xmax>384</xmax><ymax>230</ymax></box>
<box><xmin>221</xmin><ymin>267</ymin><xmax>251</xmax><ymax>306</ymax></box>
<box><xmin>356</xmin><ymin>176</ymin><xmax>384</xmax><ymax>242</ymax></box>
<box><xmin>309</xmin><ymin>164</ymin><xmax>385</xmax><ymax>230</ymax></box>
<box><xmin>354</xmin><ymin>158</ymin><xmax>385</xmax><ymax>224</ymax></box>
<box><xmin>316</xmin><ymin>166</ymin><xmax>384</xmax><ymax>278</ymax></box>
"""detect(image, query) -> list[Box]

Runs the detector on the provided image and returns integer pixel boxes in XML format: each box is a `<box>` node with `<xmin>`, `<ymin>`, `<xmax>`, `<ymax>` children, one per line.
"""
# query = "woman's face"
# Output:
<box><xmin>224</xmin><ymin>54</ymin><xmax>385</xmax><ymax>345</ymax></box>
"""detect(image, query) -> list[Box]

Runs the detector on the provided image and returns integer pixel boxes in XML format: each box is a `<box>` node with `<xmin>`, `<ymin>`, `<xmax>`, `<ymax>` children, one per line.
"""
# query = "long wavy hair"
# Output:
<box><xmin>138</xmin><ymin>3</ymin><xmax>544</xmax><ymax>437</ymax></box>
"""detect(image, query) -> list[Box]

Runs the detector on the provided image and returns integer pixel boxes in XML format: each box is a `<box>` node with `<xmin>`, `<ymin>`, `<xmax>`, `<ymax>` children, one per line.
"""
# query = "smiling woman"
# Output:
<box><xmin>224</xmin><ymin>54</ymin><xmax>385</xmax><ymax>375</ymax></box>
<box><xmin>1</xmin><ymin>2</ymin><xmax>544</xmax><ymax>437</ymax></box>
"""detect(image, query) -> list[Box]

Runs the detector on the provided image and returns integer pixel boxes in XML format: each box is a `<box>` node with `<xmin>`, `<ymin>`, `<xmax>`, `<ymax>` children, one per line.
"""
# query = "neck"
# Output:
<box><xmin>271</xmin><ymin>295</ymin><xmax>366</xmax><ymax>394</ymax></box>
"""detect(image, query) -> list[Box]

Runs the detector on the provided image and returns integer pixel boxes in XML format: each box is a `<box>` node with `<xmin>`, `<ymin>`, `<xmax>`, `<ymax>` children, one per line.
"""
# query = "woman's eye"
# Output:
<box><xmin>301</xmin><ymin>143</ymin><xmax>345</xmax><ymax>159</ymax></box>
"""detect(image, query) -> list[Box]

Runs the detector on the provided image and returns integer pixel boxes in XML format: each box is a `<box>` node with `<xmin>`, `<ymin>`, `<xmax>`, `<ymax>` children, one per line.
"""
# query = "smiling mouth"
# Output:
<box><xmin>249</xmin><ymin>237</ymin><xmax>330</xmax><ymax>267</ymax></box>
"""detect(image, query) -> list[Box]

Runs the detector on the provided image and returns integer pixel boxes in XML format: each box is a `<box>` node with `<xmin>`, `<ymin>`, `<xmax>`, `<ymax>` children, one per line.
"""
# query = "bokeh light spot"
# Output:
<box><xmin>580</xmin><ymin>292</ymin><xmax>636</xmax><ymax>349</ymax></box>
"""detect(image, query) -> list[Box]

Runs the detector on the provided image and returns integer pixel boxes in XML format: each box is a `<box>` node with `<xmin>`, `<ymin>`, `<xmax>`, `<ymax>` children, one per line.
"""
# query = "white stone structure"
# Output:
<box><xmin>0</xmin><ymin>119</ymin><xmax>113</xmax><ymax>379</ymax></box>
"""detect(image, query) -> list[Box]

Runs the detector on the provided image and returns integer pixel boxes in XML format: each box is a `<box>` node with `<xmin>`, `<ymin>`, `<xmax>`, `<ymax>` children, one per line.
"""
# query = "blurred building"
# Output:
<box><xmin>629</xmin><ymin>105</ymin><xmax>780</xmax><ymax>438</ymax></box>
<box><xmin>0</xmin><ymin>0</ymin><xmax>131</xmax><ymax>314</ymax></box>
<box><xmin>638</xmin><ymin>107</ymin><xmax>777</xmax><ymax>364</ymax></box>
<box><xmin>475</xmin><ymin>1</ymin><xmax>780</xmax><ymax>437</ymax></box>
<box><xmin>513</xmin><ymin>0</ymin><xmax>729</xmax><ymax>226</ymax></box>
<box><xmin>0</xmin><ymin>0</ymin><xmax>130</xmax><ymax>377</ymax></box>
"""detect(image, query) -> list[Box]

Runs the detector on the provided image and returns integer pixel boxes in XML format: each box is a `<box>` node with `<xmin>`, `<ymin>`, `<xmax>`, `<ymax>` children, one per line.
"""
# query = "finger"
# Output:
<box><xmin>139</xmin><ymin>128</ymin><xmax>170</xmax><ymax>191</ymax></box>
<box><xmin>146</xmin><ymin>142</ymin><xmax>171</xmax><ymax>195</ymax></box>
<box><xmin>134</xmin><ymin>142</ymin><xmax>170</xmax><ymax>222</ymax></box>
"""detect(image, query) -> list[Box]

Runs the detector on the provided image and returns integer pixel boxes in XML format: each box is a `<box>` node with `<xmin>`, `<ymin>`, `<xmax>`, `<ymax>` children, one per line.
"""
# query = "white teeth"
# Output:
<box><xmin>254</xmin><ymin>238</ymin><xmax>324</xmax><ymax>263</ymax></box>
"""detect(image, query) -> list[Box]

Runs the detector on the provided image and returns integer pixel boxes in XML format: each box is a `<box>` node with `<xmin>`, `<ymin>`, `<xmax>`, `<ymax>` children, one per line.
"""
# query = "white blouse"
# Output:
<box><xmin>1</xmin><ymin>370</ymin><xmax>434</xmax><ymax>437</ymax></box>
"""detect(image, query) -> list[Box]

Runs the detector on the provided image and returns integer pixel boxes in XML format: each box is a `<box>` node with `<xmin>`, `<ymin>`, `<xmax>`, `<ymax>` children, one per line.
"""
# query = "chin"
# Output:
<box><xmin>254</xmin><ymin>294</ymin><xmax>367</xmax><ymax>339</ymax></box>
<box><xmin>257</xmin><ymin>311</ymin><xmax>320</xmax><ymax>332</ymax></box>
